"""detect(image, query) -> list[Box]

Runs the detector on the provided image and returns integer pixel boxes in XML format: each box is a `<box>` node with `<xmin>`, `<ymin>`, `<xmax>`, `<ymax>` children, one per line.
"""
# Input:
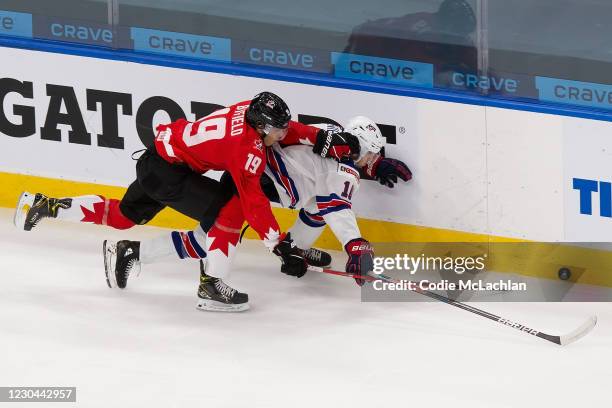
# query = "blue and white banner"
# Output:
<box><xmin>0</xmin><ymin>10</ymin><xmax>32</xmax><ymax>38</ymax></box>
<box><xmin>232</xmin><ymin>39</ymin><xmax>331</xmax><ymax>73</ymax></box>
<box><xmin>331</xmin><ymin>52</ymin><xmax>433</xmax><ymax>88</ymax></box>
<box><xmin>445</xmin><ymin>70</ymin><xmax>537</xmax><ymax>99</ymax></box>
<box><xmin>536</xmin><ymin>77</ymin><xmax>612</xmax><ymax>111</ymax></box>
<box><xmin>33</xmin><ymin>16</ymin><xmax>117</xmax><ymax>47</ymax></box>
<box><xmin>130</xmin><ymin>27</ymin><xmax>231</xmax><ymax>62</ymax></box>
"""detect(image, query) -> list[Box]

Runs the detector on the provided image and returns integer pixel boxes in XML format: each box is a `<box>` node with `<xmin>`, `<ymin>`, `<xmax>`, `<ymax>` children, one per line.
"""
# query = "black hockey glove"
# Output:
<box><xmin>312</xmin><ymin>130</ymin><xmax>360</xmax><ymax>161</ymax></box>
<box><xmin>366</xmin><ymin>157</ymin><xmax>412</xmax><ymax>188</ymax></box>
<box><xmin>345</xmin><ymin>238</ymin><xmax>374</xmax><ymax>286</ymax></box>
<box><xmin>273</xmin><ymin>233</ymin><xmax>308</xmax><ymax>278</ymax></box>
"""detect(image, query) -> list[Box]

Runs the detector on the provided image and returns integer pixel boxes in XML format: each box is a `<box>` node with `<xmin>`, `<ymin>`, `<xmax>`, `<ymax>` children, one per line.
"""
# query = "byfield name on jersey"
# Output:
<box><xmin>230</xmin><ymin>103</ymin><xmax>248</xmax><ymax>136</ymax></box>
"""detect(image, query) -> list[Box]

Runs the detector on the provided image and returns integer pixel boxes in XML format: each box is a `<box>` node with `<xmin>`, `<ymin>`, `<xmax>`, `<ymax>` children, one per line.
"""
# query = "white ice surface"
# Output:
<box><xmin>0</xmin><ymin>208</ymin><xmax>610</xmax><ymax>408</ymax></box>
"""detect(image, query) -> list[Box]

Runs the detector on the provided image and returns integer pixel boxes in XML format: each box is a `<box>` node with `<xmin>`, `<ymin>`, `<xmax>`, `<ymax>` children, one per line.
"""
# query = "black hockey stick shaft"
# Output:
<box><xmin>307</xmin><ymin>266</ymin><xmax>588</xmax><ymax>345</ymax></box>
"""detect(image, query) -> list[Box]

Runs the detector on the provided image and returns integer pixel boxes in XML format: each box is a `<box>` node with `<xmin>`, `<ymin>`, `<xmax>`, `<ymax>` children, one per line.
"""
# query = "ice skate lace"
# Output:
<box><xmin>124</xmin><ymin>258</ymin><xmax>142</xmax><ymax>278</ymax></box>
<box><xmin>214</xmin><ymin>280</ymin><xmax>236</xmax><ymax>299</ymax></box>
<box><xmin>29</xmin><ymin>214</ymin><xmax>42</xmax><ymax>228</ymax></box>
<box><xmin>27</xmin><ymin>200</ymin><xmax>48</xmax><ymax>228</ymax></box>
<box><xmin>305</xmin><ymin>248</ymin><xmax>322</xmax><ymax>262</ymax></box>
<box><xmin>125</xmin><ymin>259</ymin><xmax>135</xmax><ymax>277</ymax></box>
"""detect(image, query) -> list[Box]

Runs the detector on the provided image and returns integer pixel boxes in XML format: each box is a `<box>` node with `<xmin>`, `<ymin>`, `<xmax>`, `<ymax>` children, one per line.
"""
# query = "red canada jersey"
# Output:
<box><xmin>153</xmin><ymin>100</ymin><xmax>319</xmax><ymax>242</ymax></box>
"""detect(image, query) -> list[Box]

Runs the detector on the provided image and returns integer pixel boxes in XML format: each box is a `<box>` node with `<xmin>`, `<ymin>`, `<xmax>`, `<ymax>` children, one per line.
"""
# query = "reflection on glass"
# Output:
<box><xmin>0</xmin><ymin>0</ymin><xmax>611</xmax><ymax>112</ymax></box>
<box><xmin>343</xmin><ymin>0</ymin><xmax>478</xmax><ymax>88</ymax></box>
<box><xmin>1</xmin><ymin>0</ymin><xmax>108</xmax><ymax>23</ymax></box>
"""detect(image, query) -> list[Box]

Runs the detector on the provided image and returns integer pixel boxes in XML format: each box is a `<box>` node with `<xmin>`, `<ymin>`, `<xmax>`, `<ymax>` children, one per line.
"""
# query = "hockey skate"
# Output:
<box><xmin>14</xmin><ymin>192</ymin><xmax>72</xmax><ymax>231</ymax></box>
<box><xmin>197</xmin><ymin>260</ymin><xmax>249</xmax><ymax>312</ymax></box>
<box><xmin>302</xmin><ymin>247</ymin><xmax>332</xmax><ymax>268</ymax></box>
<box><xmin>103</xmin><ymin>240</ymin><xmax>141</xmax><ymax>289</ymax></box>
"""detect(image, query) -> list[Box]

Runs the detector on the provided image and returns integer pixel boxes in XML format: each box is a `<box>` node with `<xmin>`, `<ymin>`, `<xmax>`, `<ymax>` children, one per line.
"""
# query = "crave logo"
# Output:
<box><xmin>331</xmin><ymin>52</ymin><xmax>433</xmax><ymax>88</ymax></box>
<box><xmin>130</xmin><ymin>27</ymin><xmax>231</xmax><ymax>62</ymax></box>
<box><xmin>450</xmin><ymin>72</ymin><xmax>519</xmax><ymax>94</ymax></box>
<box><xmin>536</xmin><ymin>77</ymin><xmax>612</xmax><ymax>111</ymax></box>
<box><xmin>0</xmin><ymin>77</ymin><xmax>399</xmax><ymax>151</ymax></box>
<box><xmin>232</xmin><ymin>40</ymin><xmax>330</xmax><ymax>73</ymax></box>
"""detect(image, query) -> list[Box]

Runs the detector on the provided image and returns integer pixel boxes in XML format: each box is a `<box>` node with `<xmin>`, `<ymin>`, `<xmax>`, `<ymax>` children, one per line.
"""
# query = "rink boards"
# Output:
<box><xmin>1</xmin><ymin>46</ymin><xmax>611</xmax><ymax>284</ymax></box>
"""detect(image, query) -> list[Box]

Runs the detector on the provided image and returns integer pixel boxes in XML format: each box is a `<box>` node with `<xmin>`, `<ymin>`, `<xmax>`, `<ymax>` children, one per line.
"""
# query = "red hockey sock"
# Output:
<box><xmin>59</xmin><ymin>195</ymin><xmax>135</xmax><ymax>230</ymax></box>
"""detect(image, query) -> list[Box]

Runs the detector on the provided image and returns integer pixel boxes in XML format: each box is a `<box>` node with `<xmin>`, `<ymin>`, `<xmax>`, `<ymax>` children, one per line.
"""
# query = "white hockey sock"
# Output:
<box><xmin>140</xmin><ymin>225</ymin><xmax>207</xmax><ymax>264</ymax></box>
<box><xmin>203</xmin><ymin>224</ymin><xmax>240</xmax><ymax>279</ymax></box>
<box><xmin>56</xmin><ymin>195</ymin><xmax>105</xmax><ymax>222</ymax></box>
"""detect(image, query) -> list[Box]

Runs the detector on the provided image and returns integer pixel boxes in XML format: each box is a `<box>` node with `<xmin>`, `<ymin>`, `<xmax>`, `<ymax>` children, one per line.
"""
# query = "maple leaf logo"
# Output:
<box><xmin>263</xmin><ymin>228</ymin><xmax>281</xmax><ymax>249</ymax></box>
<box><xmin>80</xmin><ymin>201</ymin><xmax>105</xmax><ymax>224</ymax></box>
<box><xmin>207</xmin><ymin>226</ymin><xmax>239</xmax><ymax>257</ymax></box>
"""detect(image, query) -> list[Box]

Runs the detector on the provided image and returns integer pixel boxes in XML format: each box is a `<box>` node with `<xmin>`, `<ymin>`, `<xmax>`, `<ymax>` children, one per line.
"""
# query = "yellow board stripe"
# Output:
<box><xmin>2</xmin><ymin>170</ymin><xmax>611</xmax><ymax>287</ymax></box>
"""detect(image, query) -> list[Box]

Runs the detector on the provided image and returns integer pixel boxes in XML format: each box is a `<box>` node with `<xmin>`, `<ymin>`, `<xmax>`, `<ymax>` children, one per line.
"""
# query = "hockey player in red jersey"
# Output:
<box><xmin>14</xmin><ymin>92</ymin><xmax>360</xmax><ymax>311</ymax></box>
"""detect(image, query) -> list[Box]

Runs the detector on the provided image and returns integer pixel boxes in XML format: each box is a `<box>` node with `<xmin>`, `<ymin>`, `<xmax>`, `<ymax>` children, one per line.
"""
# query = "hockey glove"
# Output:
<box><xmin>345</xmin><ymin>238</ymin><xmax>374</xmax><ymax>286</ymax></box>
<box><xmin>366</xmin><ymin>157</ymin><xmax>412</xmax><ymax>188</ymax></box>
<box><xmin>273</xmin><ymin>232</ymin><xmax>308</xmax><ymax>278</ymax></box>
<box><xmin>312</xmin><ymin>130</ymin><xmax>360</xmax><ymax>160</ymax></box>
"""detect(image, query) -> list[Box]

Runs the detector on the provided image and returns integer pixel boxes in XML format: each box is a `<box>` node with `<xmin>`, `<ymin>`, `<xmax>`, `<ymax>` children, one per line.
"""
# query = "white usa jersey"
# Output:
<box><xmin>264</xmin><ymin>124</ymin><xmax>361</xmax><ymax>247</ymax></box>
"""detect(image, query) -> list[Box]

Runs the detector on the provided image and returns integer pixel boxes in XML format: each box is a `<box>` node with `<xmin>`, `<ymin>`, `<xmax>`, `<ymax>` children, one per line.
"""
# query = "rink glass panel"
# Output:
<box><xmin>1</xmin><ymin>0</ymin><xmax>612</xmax><ymax>112</ymax></box>
<box><xmin>1</xmin><ymin>0</ymin><xmax>108</xmax><ymax>23</ymax></box>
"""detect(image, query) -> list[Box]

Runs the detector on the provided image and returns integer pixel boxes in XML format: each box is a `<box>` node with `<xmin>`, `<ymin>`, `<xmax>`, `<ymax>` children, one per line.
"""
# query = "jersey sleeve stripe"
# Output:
<box><xmin>266</xmin><ymin>148</ymin><xmax>300</xmax><ymax>208</ymax></box>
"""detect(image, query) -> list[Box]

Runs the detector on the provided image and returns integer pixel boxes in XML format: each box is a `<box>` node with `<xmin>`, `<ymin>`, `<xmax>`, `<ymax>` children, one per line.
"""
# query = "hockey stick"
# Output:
<box><xmin>307</xmin><ymin>266</ymin><xmax>597</xmax><ymax>346</ymax></box>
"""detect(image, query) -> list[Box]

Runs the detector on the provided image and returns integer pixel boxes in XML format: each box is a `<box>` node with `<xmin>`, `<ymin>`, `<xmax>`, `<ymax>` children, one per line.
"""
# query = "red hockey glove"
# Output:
<box><xmin>364</xmin><ymin>156</ymin><xmax>412</xmax><ymax>188</ymax></box>
<box><xmin>345</xmin><ymin>238</ymin><xmax>374</xmax><ymax>286</ymax></box>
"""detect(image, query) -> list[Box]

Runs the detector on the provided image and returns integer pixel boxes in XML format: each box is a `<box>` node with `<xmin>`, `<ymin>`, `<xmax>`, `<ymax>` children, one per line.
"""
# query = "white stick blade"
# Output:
<box><xmin>560</xmin><ymin>315</ymin><xmax>597</xmax><ymax>346</ymax></box>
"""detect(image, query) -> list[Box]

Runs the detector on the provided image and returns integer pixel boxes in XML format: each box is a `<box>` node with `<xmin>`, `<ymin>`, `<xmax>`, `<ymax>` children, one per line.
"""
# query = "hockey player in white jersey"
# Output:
<box><xmin>263</xmin><ymin>116</ymin><xmax>412</xmax><ymax>285</ymax></box>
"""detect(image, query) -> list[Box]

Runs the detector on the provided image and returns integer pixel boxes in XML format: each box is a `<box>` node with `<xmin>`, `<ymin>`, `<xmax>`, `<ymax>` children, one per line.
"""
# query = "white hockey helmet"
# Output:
<box><xmin>344</xmin><ymin>116</ymin><xmax>385</xmax><ymax>160</ymax></box>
